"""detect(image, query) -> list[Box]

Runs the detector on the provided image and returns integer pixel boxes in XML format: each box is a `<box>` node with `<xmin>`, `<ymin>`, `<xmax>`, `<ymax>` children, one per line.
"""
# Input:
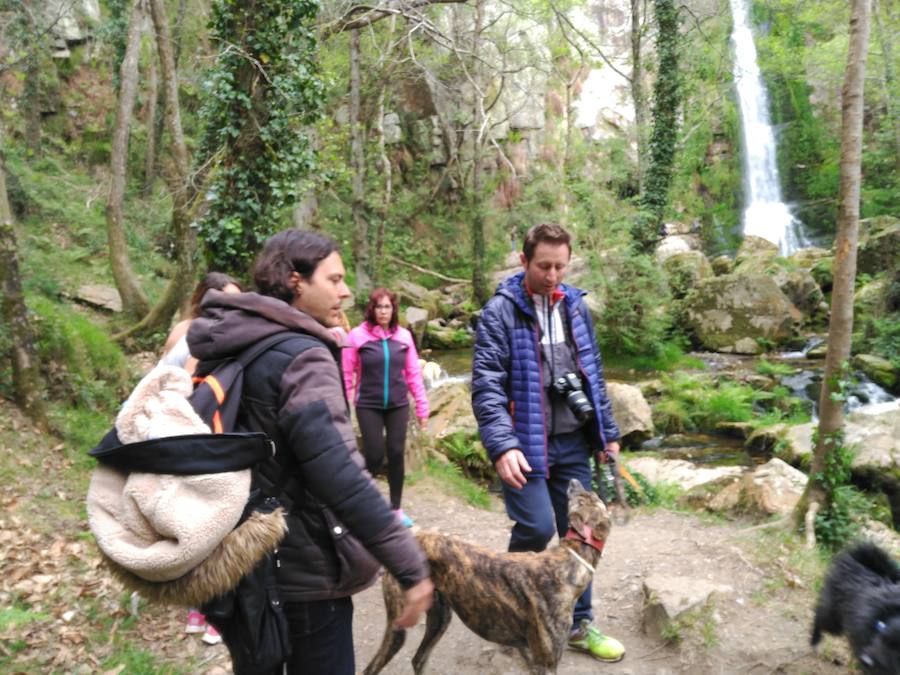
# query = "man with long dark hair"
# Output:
<box><xmin>188</xmin><ymin>229</ymin><xmax>433</xmax><ymax>674</ymax></box>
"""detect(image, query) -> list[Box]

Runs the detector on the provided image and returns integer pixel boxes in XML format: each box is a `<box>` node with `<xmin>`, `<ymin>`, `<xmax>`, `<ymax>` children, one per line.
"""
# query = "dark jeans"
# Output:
<box><xmin>240</xmin><ymin>596</ymin><xmax>355</xmax><ymax>675</ymax></box>
<box><xmin>501</xmin><ymin>430</ymin><xmax>594</xmax><ymax>624</ymax></box>
<box><xmin>357</xmin><ymin>405</ymin><xmax>410</xmax><ymax>509</ymax></box>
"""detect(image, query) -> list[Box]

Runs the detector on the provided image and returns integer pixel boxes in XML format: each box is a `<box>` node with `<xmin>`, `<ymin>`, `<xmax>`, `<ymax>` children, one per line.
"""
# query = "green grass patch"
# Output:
<box><xmin>0</xmin><ymin>604</ymin><xmax>49</xmax><ymax>630</ymax></box>
<box><xmin>607</xmin><ymin>341</ymin><xmax>706</xmax><ymax>373</ymax></box>
<box><xmin>755</xmin><ymin>358</ymin><xmax>798</xmax><ymax>377</ymax></box>
<box><xmin>408</xmin><ymin>459</ymin><xmax>493</xmax><ymax>510</ymax></box>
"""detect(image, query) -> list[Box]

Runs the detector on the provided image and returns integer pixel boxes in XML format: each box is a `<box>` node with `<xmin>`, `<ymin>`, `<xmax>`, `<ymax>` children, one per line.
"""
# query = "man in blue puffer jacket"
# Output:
<box><xmin>472</xmin><ymin>223</ymin><xmax>625</xmax><ymax>663</ymax></box>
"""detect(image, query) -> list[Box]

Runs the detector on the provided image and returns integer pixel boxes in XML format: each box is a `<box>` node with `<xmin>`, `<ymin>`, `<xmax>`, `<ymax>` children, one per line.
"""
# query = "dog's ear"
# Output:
<box><xmin>567</xmin><ymin>479</ymin><xmax>587</xmax><ymax>499</ymax></box>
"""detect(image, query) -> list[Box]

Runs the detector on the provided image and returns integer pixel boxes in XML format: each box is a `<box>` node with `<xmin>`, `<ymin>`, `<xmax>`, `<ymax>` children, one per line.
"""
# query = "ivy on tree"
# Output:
<box><xmin>198</xmin><ymin>0</ymin><xmax>324</xmax><ymax>272</ymax></box>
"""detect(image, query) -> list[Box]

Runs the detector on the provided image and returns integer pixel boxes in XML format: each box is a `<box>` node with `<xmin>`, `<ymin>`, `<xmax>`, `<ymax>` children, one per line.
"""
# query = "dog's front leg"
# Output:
<box><xmin>523</xmin><ymin>620</ymin><xmax>561</xmax><ymax>675</ymax></box>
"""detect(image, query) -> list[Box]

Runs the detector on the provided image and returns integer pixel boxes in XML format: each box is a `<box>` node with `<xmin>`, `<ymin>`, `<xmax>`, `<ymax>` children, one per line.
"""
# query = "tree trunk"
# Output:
<box><xmin>470</xmin><ymin>0</ymin><xmax>488</xmax><ymax>305</ymax></box>
<box><xmin>638</xmin><ymin>0</ymin><xmax>679</xmax><ymax>250</ymax></box>
<box><xmin>141</xmin><ymin>40</ymin><xmax>159</xmax><ymax>196</ymax></box>
<box><xmin>794</xmin><ymin>0</ymin><xmax>871</xmax><ymax>532</ymax></box>
<box><xmin>106</xmin><ymin>0</ymin><xmax>151</xmax><ymax>319</ymax></box>
<box><xmin>0</xmin><ymin>137</ymin><xmax>48</xmax><ymax>432</ymax></box>
<box><xmin>631</xmin><ymin>0</ymin><xmax>646</xmax><ymax>193</ymax></box>
<box><xmin>350</xmin><ymin>28</ymin><xmax>372</xmax><ymax>304</ymax></box>
<box><xmin>146</xmin><ymin>0</ymin><xmax>188</xmax><ymax>192</ymax></box>
<box><xmin>373</xmin><ymin>85</ymin><xmax>391</xmax><ymax>281</ymax></box>
<box><xmin>117</xmin><ymin>0</ymin><xmax>197</xmax><ymax>343</ymax></box>
<box><xmin>872</xmin><ymin>0</ymin><xmax>899</xmax><ymax>175</ymax></box>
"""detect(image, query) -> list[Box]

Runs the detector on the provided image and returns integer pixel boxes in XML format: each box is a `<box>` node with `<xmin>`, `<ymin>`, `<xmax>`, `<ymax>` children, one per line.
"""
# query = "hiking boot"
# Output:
<box><xmin>185</xmin><ymin>609</ymin><xmax>206</xmax><ymax>634</ymax></box>
<box><xmin>394</xmin><ymin>508</ymin><xmax>414</xmax><ymax>528</ymax></box>
<box><xmin>202</xmin><ymin>624</ymin><xmax>222</xmax><ymax>645</ymax></box>
<box><xmin>568</xmin><ymin>619</ymin><xmax>625</xmax><ymax>663</ymax></box>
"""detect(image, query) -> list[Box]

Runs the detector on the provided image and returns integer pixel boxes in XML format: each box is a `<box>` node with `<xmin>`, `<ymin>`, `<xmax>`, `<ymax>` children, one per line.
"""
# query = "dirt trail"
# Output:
<box><xmin>350</xmin><ymin>479</ymin><xmax>851</xmax><ymax>675</ymax></box>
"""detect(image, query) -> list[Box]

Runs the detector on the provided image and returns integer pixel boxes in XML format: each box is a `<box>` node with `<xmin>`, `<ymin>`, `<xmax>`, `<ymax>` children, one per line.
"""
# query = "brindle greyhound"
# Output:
<box><xmin>364</xmin><ymin>479</ymin><xmax>611</xmax><ymax>675</ymax></box>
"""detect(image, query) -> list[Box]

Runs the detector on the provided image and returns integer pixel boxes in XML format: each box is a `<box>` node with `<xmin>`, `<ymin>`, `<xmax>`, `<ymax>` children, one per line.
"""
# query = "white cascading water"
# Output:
<box><xmin>729</xmin><ymin>0</ymin><xmax>805</xmax><ymax>255</ymax></box>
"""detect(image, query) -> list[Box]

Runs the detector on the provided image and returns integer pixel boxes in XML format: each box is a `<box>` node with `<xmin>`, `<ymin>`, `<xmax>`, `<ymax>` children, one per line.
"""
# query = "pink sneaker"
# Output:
<box><xmin>202</xmin><ymin>624</ymin><xmax>222</xmax><ymax>645</ymax></box>
<box><xmin>185</xmin><ymin>609</ymin><xmax>206</xmax><ymax>634</ymax></box>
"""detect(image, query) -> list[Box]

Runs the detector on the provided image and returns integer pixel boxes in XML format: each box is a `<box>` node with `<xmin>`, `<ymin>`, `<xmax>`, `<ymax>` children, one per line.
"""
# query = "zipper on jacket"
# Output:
<box><xmin>569</xmin><ymin>309</ymin><xmax>606</xmax><ymax>447</ymax></box>
<box><xmin>382</xmin><ymin>339</ymin><xmax>390</xmax><ymax>408</ymax></box>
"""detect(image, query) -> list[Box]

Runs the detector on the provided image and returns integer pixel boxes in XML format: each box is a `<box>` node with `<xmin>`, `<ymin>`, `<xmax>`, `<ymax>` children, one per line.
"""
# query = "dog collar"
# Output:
<box><xmin>564</xmin><ymin>525</ymin><xmax>605</xmax><ymax>554</ymax></box>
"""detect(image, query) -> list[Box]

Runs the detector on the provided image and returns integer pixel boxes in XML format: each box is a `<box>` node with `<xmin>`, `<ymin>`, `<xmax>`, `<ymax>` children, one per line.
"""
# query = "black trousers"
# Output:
<box><xmin>234</xmin><ymin>597</ymin><xmax>355</xmax><ymax>675</ymax></box>
<box><xmin>356</xmin><ymin>405</ymin><xmax>409</xmax><ymax>509</ymax></box>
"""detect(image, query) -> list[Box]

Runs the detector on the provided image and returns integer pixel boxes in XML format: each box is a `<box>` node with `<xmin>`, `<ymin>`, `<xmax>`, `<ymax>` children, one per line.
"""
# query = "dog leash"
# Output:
<box><xmin>567</xmin><ymin>548</ymin><xmax>595</xmax><ymax>575</ymax></box>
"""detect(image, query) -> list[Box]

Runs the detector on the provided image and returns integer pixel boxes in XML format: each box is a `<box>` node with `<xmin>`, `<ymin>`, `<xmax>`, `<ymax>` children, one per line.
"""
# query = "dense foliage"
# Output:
<box><xmin>637</xmin><ymin>0</ymin><xmax>681</xmax><ymax>249</ymax></box>
<box><xmin>197</xmin><ymin>0</ymin><xmax>324</xmax><ymax>272</ymax></box>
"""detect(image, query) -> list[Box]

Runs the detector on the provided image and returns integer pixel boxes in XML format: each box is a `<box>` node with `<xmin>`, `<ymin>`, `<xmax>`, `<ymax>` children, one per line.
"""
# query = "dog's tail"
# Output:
<box><xmin>847</xmin><ymin>541</ymin><xmax>900</xmax><ymax>583</ymax></box>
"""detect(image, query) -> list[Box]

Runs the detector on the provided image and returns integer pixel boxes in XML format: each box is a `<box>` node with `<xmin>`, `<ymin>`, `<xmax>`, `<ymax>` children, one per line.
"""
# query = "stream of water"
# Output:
<box><xmin>426</xmin><ymin>344</ymin><xmax>896</xmax><ymax>468</ymax></box>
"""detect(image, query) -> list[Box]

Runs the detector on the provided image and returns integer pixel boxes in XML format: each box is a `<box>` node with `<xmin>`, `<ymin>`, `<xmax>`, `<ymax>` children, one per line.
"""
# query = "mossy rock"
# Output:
<box><xmin>684</xmin><ymin>274</ymin><xmax>802</xmax><ymax>354</ymax></box>
<box><xmin>851</xmin><ymin>354</ymin><xmax>898</xmax><ymax>392</ymax></box>
<box><xmin>663</xmin><ymin>251</ymin><xmax>713</xmax><ymax>299</ymax></box>
<box><xmin>858</xmin><ymin>216</ymin><xmax>900</xmax><ymax>276</ymax></box>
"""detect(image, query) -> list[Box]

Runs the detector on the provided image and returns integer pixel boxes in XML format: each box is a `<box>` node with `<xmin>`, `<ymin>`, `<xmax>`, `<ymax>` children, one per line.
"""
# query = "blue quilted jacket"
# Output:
<box><xmin>472</xmin><ymin>271</ymin><xmax>620</xmax><ymax>476</ymax></box>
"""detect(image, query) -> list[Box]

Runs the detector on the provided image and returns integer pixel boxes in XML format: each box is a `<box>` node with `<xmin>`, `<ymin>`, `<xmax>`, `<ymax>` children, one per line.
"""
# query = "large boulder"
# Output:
<box><xmin>426</xmin><ymin>382</ymin><xmax>477</xmax><ymax>438</ymax></box>
<box><xmin>846</xmin><ymin>400</ymin><xmax>900</xmax><ymax>477</ymax></box>
<box><xmin>606</xmin><ymin>383</ymin><xmax>654</xmax><ymax>446</ymax></box>
<box><xmin>710</xmin><ymin>255</ymin><xmax>734</xmax><ymax>276</ymax></box>
<box><xmin>734</xmin><ymin>235</ymin><xmax>779</xmax><ymax>271</ymax></box>
<box><xmin>642</xmin><ymin>574</ymin><xmax>733</xmax><ymax>642</ymax></box>
<box><xmin>404</xmin><ymin>306</ymin><xmax>430</xmax><ymax>347</ymax></box>
<box><xmin>770</xmin><ymin>268</ymin><xmax>826</xmax><ymax>318</ymax></box>
<box><xmin>73</xmin><ymin>284</ymin><xmax>122</xmax><ymax>312</ymax></box>
<box><xmin>788</xmin><ymin>246</ymin><xmax>831</xmax><ymax>269</ymax></box>
<box><xmin>857</xmin><ymin>215</ymin><xmax>900</xmax><ymax>276</ymax></box>
<box><xmin>684</xmin><ymin>274</ymin><xmax>803</xmax><ymax>354</ymax></box>
<box><xmin>624</xmin><ymin>457</ymin><xmax>743</xmax><ymax>492</ymax></box>
<box><xmin>396</xmin><ymin>280</ymin><xmax>440</xmax><ymax>315</ymax></box>
<box><xmin>655</xmin><ymin>235</ymin><xmax>698</xmax><ymax>264</ymax></box>
<box><xmin>707</xmin><ymin>458</ymin><xmax>807</xmax><ymax>518</ymax></box>
<box><xmin>855</xmin><ymin>277</ymin><xmax>891</xmax><ymax>320</ymax></box>
<box><xmin>663</xmin><ymin>250</ymin><xmax>714</xmax><ymax>298</ymax></box>
<box><xmin>425</xmin><ymin>320</ymin><xmax>474</xmax><ymax>350</ymax></box>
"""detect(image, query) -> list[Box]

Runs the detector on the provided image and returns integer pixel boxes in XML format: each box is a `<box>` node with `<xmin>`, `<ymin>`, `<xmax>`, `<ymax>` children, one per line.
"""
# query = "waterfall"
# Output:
<box><xmin>729</xmin><ymin>0</ymin><xmax>805</xmax><ymax>255</ymax></box>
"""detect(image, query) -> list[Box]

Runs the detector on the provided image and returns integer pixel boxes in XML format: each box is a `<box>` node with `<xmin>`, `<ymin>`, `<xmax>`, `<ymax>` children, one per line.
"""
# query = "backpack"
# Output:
<box><xmin>87</xmin><ymin>331</ymin><xmax>297</xmax><ymax>670</ymax></box>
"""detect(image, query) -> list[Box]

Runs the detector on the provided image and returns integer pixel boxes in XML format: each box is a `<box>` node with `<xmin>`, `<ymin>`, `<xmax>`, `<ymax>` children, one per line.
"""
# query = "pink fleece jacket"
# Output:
<box><xmin>342</xmin><ymin>322</ymin><xmax>429</xmax><ymax>420</ymax></box>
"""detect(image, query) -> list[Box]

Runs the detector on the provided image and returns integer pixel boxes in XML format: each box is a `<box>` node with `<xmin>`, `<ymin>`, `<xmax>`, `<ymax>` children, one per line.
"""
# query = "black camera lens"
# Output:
<box><xmin>551</xmin><ymin>372</ymin><xmax>594</xmax><ymax>422</ymax></box>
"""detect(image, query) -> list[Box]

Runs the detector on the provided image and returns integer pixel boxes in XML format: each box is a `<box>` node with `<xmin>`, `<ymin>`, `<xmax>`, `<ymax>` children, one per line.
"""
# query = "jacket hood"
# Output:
<box><xmin>188</xmin><ymin>290</ymin><xmax>336</xmax><ymax>361</ymax></box>
<box><xmin>495</xmin><ymin>271</ymin><xmax>586</xmax><ymax>318</ymax></box>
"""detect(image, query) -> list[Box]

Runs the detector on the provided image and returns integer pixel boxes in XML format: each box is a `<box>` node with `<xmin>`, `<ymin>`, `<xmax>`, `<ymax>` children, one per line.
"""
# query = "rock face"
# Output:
<box><xmin>642</xmin><ymin>574</ymin><xmax>733</xmax><ymax>641</ymax></box>
<box><xmin>685</xmin><ymin>274</ymin><xmax>802</xmax><ymax>354</ymax></box>
<box><xmin>707</xmin><ymin>458</ymin><xmax>807</xmax><ymax>518</ymax></box>
<box><xmin>606</xmin><ymin>383</ymin><xmax>654</xmax><ymax>446</ymax></box>
<box><xmin>404</xmin><ymin>306</ymin><xmax>430</xmax><ymax>347</ymax></box>
<box><xmin>857</xmin><ymin>215</ymin><xmax>900</xmax><ymax>276</ymax></box>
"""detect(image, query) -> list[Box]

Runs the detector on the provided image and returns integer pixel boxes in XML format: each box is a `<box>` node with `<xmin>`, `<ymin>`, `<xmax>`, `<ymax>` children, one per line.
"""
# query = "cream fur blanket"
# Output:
<box><xmin>87</xmin><ymin>366</ymin><xmax>250</xmax><ymax>582</ymax></box>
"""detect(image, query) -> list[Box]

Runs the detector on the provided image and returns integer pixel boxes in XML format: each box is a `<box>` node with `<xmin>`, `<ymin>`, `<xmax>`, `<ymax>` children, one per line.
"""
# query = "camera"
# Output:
<box><xmin>551</xmin><ymin>372</ymin><xmax>595</xmax><ymax>423</ymax></box>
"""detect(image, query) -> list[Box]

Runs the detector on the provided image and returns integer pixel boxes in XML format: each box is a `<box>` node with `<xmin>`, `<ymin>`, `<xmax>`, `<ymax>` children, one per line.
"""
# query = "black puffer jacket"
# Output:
<box><xmin>188</xmin><ymin>290</ymin><xmax>428</xmax><ymax>602</ymax></box>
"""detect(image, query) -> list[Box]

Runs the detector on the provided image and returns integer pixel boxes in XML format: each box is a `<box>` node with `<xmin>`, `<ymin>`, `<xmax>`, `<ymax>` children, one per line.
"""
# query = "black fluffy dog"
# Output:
<box><xmin>811</xmin><ymin>542</ymin><xmax>900</xmax><ymax>674</ymax></box>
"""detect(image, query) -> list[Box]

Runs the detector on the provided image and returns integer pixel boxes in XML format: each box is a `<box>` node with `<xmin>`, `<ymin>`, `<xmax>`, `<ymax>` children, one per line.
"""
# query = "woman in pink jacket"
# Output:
<box><xmin>343</xmin><ymin>288</ymin><xmax>429</xmax><ymax>527</ymax></box>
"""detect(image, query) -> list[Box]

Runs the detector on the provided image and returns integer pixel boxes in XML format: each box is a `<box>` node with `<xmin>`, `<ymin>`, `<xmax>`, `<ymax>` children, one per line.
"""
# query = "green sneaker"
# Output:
<box><xmin>568</xmin><ymin>619</ymin><xmax>625</xmax><ymax>663</ymax></box>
